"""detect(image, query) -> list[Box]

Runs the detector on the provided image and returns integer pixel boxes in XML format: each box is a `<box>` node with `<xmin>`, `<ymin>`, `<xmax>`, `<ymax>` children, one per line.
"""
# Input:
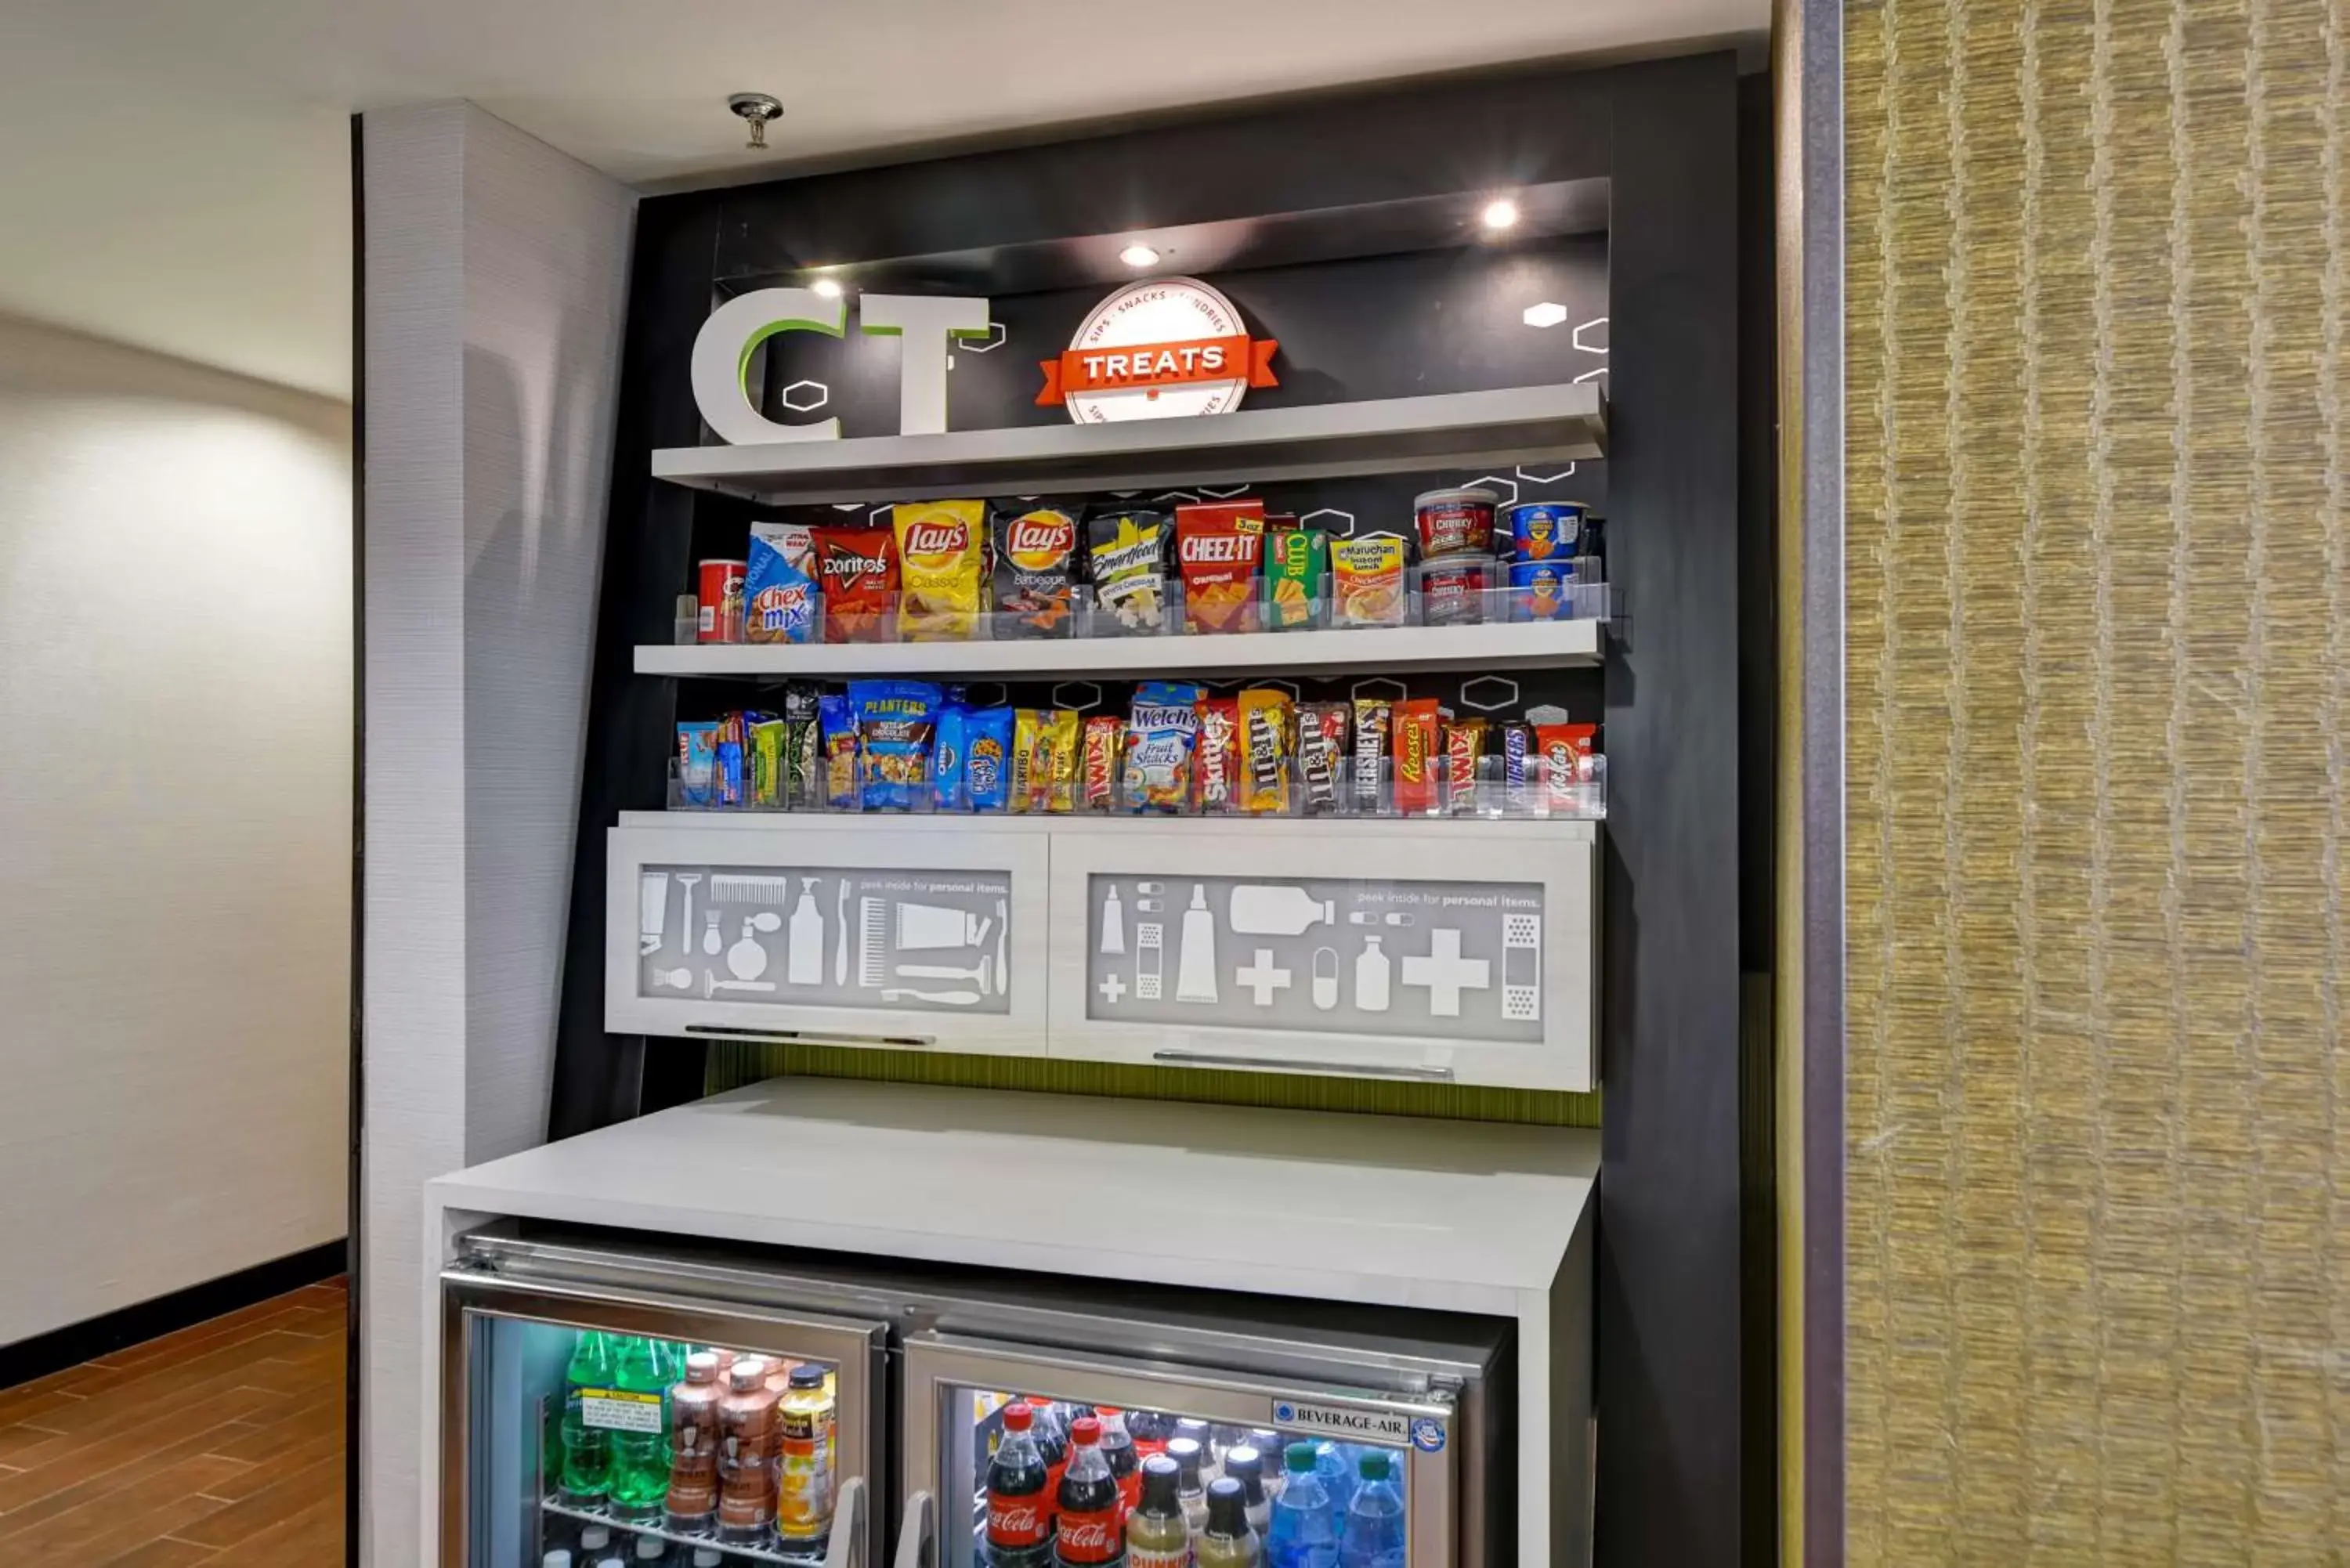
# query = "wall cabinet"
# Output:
<box><xmin>609</xmin><ymin>813</ymin><xmax>1598</xmax><ymax>1091</ymax></box>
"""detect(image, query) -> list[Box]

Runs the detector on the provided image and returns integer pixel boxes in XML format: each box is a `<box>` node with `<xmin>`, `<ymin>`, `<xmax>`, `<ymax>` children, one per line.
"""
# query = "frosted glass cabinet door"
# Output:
<box><xmin>607</xmin><ymin>816</ymin><xmax>1050</xmax><ymax>1058</ymax></box>
<box><xmin>1046</xmin><ymin>819</ymin><xmax>1599</xmax><ymax>1091</ymax></box>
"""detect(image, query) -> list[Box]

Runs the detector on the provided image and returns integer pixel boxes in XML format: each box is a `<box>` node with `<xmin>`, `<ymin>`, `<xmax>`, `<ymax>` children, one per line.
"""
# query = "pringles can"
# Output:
<box><xmin>698</xmin><ymin>558</ymin><xmax>747</xmax><ymax>644</ymax></box>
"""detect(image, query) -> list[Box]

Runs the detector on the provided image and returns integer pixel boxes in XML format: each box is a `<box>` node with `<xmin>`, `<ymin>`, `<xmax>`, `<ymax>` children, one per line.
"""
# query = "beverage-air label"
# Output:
<box><xmin>987</xmin><ymin>1496</ymin><xmax>1049</xmax><ymax>1550</ymax></box>
<box><xmin>580</xmin><ymin>1389</ymin><xmax>664</xmax><ymax>1433</ymax></box>
<box><xmin>1054</xmin><ymin>1504</ymin><xmax>1123</xmax><ymax>1564</ymax></box>
<box><xmin>1267</xmin><ymin>1397</ymin><xmax>1413</xmax><ymax>1447</ymax></box>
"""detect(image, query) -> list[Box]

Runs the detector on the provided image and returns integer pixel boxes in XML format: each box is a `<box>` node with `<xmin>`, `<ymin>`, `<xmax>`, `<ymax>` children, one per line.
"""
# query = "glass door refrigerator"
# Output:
<box><xmin>441</xmin><ymin>1232</ymin><xmax>892</xmax><ymax>1568</ymax></box>
<box><xmin>440</xmin><ymin>1228</ymin><xmax>1513</xmax><ymax>1568</ymax></box>
<box><xmin>896</xmin><ymin>1285</ymin><xmax>1512</xmax><ymax>1568</ymax></box>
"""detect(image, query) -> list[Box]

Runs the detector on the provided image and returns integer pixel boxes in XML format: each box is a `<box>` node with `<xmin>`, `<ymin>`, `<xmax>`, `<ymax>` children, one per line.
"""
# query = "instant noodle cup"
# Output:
<box><xmin>893</xmin><ymin>500</ymin><xmax>985</xmax><ymax>641</ymax></box>
<box><xmin>1418</xmin><ymin>555</ymin><xmax>1495</xmax><ymax>627</ymax></box>
<box><xmin>1414</xmin><ymin>487</ymin><xmax>1499</xmax><ymax>558</ymax></box>
<box><xmin>1504</xmin><ymin>500</ymin><xmax>1588</xmax><ymax>562</ymax></box>
<box><xmin>1330</xmin><ymin>534</ymin><xmax>1408</xmax><ymax>627</ymax></box>
<box><xmin>1509</xmin><ymin>558</ymin><xmax>1585</xmax><ymax>622</ymax></box>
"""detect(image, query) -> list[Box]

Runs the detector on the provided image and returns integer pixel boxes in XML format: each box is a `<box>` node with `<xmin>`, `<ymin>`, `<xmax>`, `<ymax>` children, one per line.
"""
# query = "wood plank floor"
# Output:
<box><xmin>0</xmin><ymin>1278</ymin><xmax>346</xmax><ymax>1566</ymax></box>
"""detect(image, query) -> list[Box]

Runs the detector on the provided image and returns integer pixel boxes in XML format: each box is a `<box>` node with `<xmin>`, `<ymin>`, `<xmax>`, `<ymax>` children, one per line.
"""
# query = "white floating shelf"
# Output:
<box><xmin>650</xmin><ymin>383</ymin><xmax>1607</xmax><ymax>505</ymax></box>
<box><xmin>636</xmin><ymin>616</ymin><xmax>1602</xmax><ymax>681</ymax></box>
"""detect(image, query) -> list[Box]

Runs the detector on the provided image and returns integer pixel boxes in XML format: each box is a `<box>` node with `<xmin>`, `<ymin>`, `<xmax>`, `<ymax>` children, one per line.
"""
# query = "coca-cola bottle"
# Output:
<box><xmin>1030</xmin><ymin>1399</ymin><xmax>1071</xmax><ymax>1521</ymax></box>
<box><xmin>1054</xmin><ymin>1415</ymin><xmax>1125</xmax><ymax>1567</ymax></box>
<box><xmin>1094</xmin><ymin>1407</ymin><xmax>1142</xmax><ymax>1517</ymax></box>
<box><xmin>985</xmin><ymin>1402</ymin><xmax>1053</xmax><ymax>1568</ymax></box>
<box><xmin>1126</xmin><ymin>1408</ymin><xmax>1173</xmax><ymax>1461</ymax></box>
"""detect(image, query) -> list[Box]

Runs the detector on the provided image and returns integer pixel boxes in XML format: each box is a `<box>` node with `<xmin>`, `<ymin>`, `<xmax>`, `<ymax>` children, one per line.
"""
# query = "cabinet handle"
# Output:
<box><xmin>685</xmin><ymin>1024</ymin><xmax>936</xmax><ymax>1049</ymax></box>
<box><xmin>1150</xmin><ymin>1049</ymin><xmax>1455</xmax><ymax>1081</ymax></box>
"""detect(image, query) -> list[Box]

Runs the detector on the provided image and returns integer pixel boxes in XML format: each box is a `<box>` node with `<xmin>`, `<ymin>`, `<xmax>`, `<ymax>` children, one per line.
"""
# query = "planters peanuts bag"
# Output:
<box><xmin>745</xmin><ymin>519</ymin><xmax>818</xmax><ymax>644</ymax></box>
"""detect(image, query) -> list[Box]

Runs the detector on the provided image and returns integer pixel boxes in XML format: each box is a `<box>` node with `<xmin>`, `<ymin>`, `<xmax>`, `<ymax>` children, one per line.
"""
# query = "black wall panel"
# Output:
<box><xmin>552</xmin><ymin>54</ymin><xmax>1759</xmax><ymax>1566</ymax></box>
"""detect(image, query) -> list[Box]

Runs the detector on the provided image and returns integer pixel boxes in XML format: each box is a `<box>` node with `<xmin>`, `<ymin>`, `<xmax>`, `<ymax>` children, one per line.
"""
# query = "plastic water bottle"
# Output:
<box><xmin>1336</xmin><ymin>1451</ymin><xmax>1405</xmax><ymax>1568</ymax></box>
<box><xmin>559</xmin><ymin>1332</ymin><xmax>616</xmax><ymax>1505</ymax></box>
<box><xmin>1266</xmin><ymin>1441</ymin><xmax>1337</xmax><ymax>1568</ymax></box>
<box><xmin>1312</xmin><ymin>1443</ymin><xmax>1358</xmax><ymax>1514</ymax></box>
<box><xmin>606</xmin><ymin>1337</ymin><xmax>672</xmax><ymax>1521</ymax></box>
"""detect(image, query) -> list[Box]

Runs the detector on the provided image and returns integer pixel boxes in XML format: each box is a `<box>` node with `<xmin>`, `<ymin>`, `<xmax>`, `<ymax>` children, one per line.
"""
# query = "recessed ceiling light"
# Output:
<box><xmin>811</xmin><ymin>276</ymin><xmax>843</xmax><ymax>299</ymax></box>
<box><xmin>1119</xmin><ymin>244</ymin><xmax>1161</xmax><ymax>269</ymax></box>
<box><xmin>1481</xmin><ymin>198</ymin><xmax>1521</xmax><ymax>232</ymax></box>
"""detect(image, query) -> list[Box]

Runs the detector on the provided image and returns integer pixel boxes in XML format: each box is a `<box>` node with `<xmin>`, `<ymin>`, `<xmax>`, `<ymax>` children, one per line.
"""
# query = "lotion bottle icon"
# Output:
<box><xmin>1354</xmin><ymin>937</ymin><xmax>1392</xmax><ymax>1013</ymax></box>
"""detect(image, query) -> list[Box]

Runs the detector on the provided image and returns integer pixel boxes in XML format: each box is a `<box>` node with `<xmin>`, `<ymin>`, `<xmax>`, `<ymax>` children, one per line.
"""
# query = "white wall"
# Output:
<box><xmin>360</xmin><ymin>100</ymin><xmax>634</xmax><ymax>1568</ymax></box>
<box><xmin>0</xmin><ymin>313</ymin><xmax>352</xmax><ymax>1345</ymax></box>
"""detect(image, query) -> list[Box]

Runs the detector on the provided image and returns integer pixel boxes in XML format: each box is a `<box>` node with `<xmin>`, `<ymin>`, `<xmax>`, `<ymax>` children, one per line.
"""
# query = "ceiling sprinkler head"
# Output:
<box><xmin>728</xmin><ymin>93</ymin><xmax>784</xmax><ymax>151</ymax></box>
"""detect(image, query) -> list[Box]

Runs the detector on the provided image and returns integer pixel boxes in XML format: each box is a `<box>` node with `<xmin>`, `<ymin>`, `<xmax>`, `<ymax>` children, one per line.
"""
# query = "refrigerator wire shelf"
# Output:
<box><xmin>539</xmin><ymin>1494</ymin><xmax>828</xmax><ymax>1566</ymax></box>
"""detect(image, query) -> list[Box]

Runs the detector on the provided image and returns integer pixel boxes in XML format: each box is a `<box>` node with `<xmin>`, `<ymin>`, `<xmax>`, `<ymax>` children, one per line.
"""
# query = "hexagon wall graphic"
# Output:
<box><xmin>1350</xmin><ymin>676</ymin><xmax>1408</xmax><ymax>704</ymax></box>
<box><xmin>779</xmin><ymin>379</ymin><xmax>830</xmax><ymax>413</ymax></box>
<box><xmin>1458</xmin><ymin>676</ymin><xmax>1521</xmax><ymax>713</ymax></box>
<box><xmin>1522</xmin><ymin>302</ymin><xmax>1570</xmax><ymax>328</ymax></box>
<box><xmin>1571</xmin><ymin>316</ymin><xmax>1610</xmax><ymax>355</ymax></box>
<box><xmin>1461</xmin><ymin>475</ymin><xmax>1520</xmax><ymax>507</ymax></box>
<box><xmin>956</xmin><ymin>321</ymin><xmax>1009</xmax><ymax>354</ymax></box>
<box><xmin>967</xmin><ymin>682</ymin><xmax>1010</xmax><ymax>709</ymax></box>
<box><xmin>1517</xmin><ymin>464</ymin><xmax>1577</xmax><ymax>486</ymax></box>
<box><xmin>1300</xmin><ymin>507</ymin><xmax>1357</xmax><ymax>538</ymax></box>
<box><xmin>1050</xmin><ymin>681</ymin><xmax>1105</xmax><ymax>713</ymax></box>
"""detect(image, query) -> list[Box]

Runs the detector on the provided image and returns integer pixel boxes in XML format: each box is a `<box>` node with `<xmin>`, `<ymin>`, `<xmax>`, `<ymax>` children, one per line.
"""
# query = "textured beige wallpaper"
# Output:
<box><xmin>1846</xmin><ymin>0</ymin><xmax>2348</xmax><ymax>1559</ymax></box>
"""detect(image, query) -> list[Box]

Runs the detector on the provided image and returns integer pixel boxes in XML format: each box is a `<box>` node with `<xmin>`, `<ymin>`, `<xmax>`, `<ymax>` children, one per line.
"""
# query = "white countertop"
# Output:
<box><xmin>428</xmin><ymin>1077</ymin><xmax>1598</xmax><ymax>1317</ymax></box>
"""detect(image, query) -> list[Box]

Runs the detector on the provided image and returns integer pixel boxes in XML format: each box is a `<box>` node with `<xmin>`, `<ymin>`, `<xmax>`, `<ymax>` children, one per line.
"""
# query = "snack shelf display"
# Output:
<box><xmin>650</xmin><ymin>382</ymin><xmax>1607</xmax><ymax>506</ymax></box>
<box><xmin>639</xmin><ymin>591</ymin><xmax>1607</xmax><ymax>681</ymax></box>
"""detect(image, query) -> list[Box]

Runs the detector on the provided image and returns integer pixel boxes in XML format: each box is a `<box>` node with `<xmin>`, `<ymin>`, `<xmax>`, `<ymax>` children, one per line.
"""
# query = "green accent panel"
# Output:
<box><xmin>703</xmin><ymin>1041</ymin><xmax>1600</xmax><ymax>1127</ymax></box>
<box><xmin>739</xmin><ymin>314</ymin><xmax>845</xmax><ymax>396</ymax></box>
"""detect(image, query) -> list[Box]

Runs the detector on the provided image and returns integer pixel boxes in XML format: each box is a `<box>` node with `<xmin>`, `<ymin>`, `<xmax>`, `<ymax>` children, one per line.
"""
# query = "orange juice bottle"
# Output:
<box><xmin>775</xmin><ymin>1363</ymin><xmax>837</xmax><ymax>1543</ymax></box>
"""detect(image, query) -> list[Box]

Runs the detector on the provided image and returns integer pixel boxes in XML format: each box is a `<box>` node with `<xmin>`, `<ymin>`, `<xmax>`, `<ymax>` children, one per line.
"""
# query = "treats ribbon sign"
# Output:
<box><xmin>1039</xmin><ymin>277</ymin><xmax>1280</xmax><ymax>422</ymax></box>
<box><xmin>1036</xmin><ymin>333</ymin><xmax>1280</xmax><ymax>405</ymax></box>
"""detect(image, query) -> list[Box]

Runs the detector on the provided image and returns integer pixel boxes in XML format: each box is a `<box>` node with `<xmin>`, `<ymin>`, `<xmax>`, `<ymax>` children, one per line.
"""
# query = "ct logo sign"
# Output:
<box><xmin>689</xmin><ymin>287</ymin><xmax>995</xmax><ymax>444</ymax></box>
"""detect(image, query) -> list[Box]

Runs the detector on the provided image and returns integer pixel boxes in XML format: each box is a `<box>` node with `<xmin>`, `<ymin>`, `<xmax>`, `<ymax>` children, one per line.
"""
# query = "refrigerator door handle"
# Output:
<box><xmin>826</xmin><ymin>1475</ymin><xmax>867</xmax><ymax>1568</ymax></box>
<box><xmin>891</xmin><ymin>1488</ymin><xmax>935</xmax><ymax>1568</ymax></box>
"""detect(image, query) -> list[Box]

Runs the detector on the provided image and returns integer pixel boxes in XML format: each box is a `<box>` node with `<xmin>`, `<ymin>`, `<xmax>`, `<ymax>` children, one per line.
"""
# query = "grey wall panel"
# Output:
<box><xmin>360</xmin><ymin>99</ymin><xmax>633</xmax><ymax>1568</ymax></box>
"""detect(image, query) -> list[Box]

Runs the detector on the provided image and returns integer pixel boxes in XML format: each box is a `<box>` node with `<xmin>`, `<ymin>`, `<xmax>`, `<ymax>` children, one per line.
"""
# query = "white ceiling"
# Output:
<box><xmin>0</xmin><ymin>0</ymin><xmax>1766</xmax><ymax>402</ymax></box>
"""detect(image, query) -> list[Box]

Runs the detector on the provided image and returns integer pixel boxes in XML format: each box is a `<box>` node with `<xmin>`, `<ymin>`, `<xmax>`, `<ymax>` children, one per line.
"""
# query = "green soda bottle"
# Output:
<box><xmin>558</xmin><ymin>1330</ymin><xmax>616</xmax><ymax>1505</ymax></box>
<box><xmin>606</xmin><ymin>1335</ymin><xmax>674</xmax><ymax>1521</ymax></box>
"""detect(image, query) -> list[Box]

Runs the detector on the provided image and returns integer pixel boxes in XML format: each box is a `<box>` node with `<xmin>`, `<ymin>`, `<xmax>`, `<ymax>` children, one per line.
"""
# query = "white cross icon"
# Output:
<box><xmin>1401</xmin><ymin>928</ymin><xmax>1491</xmax><ymax>1017</ymax></box>
<box><xmin>1235</xmin><ymin>948</ymin><xmax>1292</xmax><ymax>1006</ymax></box>
<box><xmin>1097</xmin><ymin>970</ymin><xmax>1128</xmax><ymax>1006</ymax></box>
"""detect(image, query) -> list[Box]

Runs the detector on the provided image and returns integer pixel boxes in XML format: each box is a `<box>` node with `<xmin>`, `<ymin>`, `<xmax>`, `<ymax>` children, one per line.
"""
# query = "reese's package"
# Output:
<box><xmin>992</xmin><ymin>506</ymin><xmax>1081</xmax><ymax>638</ymax></box>
<box><xmin>1393</xmin><ymin>697</ymin><xmax>1444</xmax><ymax>815</ymax></box>
<box><xmin>1088</xmin><ymin>509</ymin><xmax>1173</xmax><ymax>634</ymax></box>
<box><xmin>814</xmin><ymin>526</ymin><xmax>898</xmax><ymax>643</ymax></box>
<box><xmin>1176</xmin><ymin>500</ymin><xmax>1266</xmax><ymax>634</ymax></box>
<box><xmin>893</xmin><ymin>500</ymin><xmax>985</xmax><ymax>641</ymax></box>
